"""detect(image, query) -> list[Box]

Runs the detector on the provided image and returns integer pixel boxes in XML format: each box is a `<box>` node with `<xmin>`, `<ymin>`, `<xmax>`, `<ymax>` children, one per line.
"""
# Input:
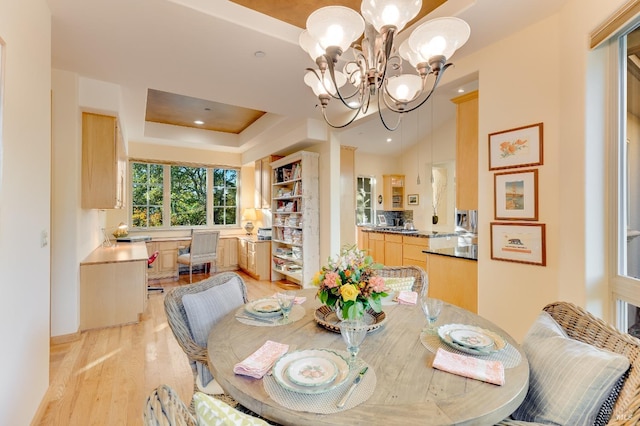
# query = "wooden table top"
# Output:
<box><xmin>207</xmin><ymin>289</ymin><xmax>529</xmax><ymax>426</ymax></box>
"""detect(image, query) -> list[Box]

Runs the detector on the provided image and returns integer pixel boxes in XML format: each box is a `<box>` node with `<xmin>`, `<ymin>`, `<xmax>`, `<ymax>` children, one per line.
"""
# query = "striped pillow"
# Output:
<box><xmin>512</xmin><ymin>312</ymin><xmax>630</xmax><ymax>425</ymax></box>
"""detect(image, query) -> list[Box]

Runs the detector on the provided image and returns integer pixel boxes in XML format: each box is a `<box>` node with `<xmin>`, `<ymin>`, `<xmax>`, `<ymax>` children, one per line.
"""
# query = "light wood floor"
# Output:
<box><xmin>37</xmin><ymin>271</ymin><xmax>288</xmax><ymax>425</ymax></box>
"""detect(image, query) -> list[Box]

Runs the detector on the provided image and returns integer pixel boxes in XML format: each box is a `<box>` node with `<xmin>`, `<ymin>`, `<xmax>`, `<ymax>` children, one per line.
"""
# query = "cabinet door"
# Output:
<box><xmin>382</xmin><ymin>175</ymin><xmax>405</xmax><ymax>211</ymax></box>
<box><xmin>452</xmin><ymin>91</ymin><xmax>479</xmax><ymax>210</ymax></box>
<box><xmin>384</xmin><ymin>234</ymin><xmax>403</xmax><ymax>266</ymax></box>
<box><xmin>226</xmin><ymin>238</ymin><xmax>238</xmax><ymax>268</ymax></box>
<box><xmin>158</xmin><ymin>241</ymin><xmax>178</xmax><ymax>277</ymax></box>
<box><xmin>369</xmin><ymin>233</ymin><xmax>385</xmax><ymax>264</ymax></box>
<box><xmin>237</xmin><ymin>238</ymin><xmax>248</xmax><ymax>270</ymax></box>
<box><xmin>427</xmin><ymin>254</ymin><xmax>477</xmax><ymax>313</ymax></box>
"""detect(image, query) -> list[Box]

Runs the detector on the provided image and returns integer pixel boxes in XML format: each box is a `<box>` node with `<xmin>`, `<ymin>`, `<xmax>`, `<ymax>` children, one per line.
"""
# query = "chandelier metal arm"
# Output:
<box><xmin>321</xmin><ymin>104</ymin><xmax>365</xmax><ymax>129</ymax></box>
<box><xmin>383</xmin><ymin>62</ymin><xmax>453</xmax><ymax>115</ymax></box>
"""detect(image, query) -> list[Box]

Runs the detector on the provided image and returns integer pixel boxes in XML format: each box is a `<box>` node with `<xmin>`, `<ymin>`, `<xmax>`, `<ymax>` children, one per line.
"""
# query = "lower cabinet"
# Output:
<box><xmin>402</xmin><ymin>236</ymin><xmax>429</xmax><ymax>270</ymax></box>
<box><xmin>217</xmin><ymin>237</ymin><xmax>239</xmax><ymax>271</ymax></box>
<box><xmin>426</xmin><ymin>254</ymin><xmax>478</xmax><ymax>313</ymax></box>
<box><xmin>384</xmin><ymin>234</ymin><xmax>403</xmax><ymax>266</ymax></box>
<box><xmin>368</xmin><ymin>233</ymin><xmax>385</xmax><ymax>264</ymax></box>
<box><xmin>238</xmin><ymin>237</ymin><xmax>271</xmax><ymax>280</ymax></box>
<box><xmin>146</xmin><ymin>240</ymin><xmax>182</xmax><ymax>280</ymax></box>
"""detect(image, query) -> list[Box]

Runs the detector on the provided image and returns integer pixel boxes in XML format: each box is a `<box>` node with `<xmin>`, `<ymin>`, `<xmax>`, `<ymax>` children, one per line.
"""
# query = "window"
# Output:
<box><xmin>356</xmin><ymin>176</ymin><xmax>375</xmax><ymax>225</ymax></box>
<box><xmin>613</xmin><ymin>20</ymin><xmax>640</xmax><ymax>337</ymax></box>
<box><xmin>130</xmin><ymin>161</ymin><xmax>239</xmax><ymax>228</ymax></box>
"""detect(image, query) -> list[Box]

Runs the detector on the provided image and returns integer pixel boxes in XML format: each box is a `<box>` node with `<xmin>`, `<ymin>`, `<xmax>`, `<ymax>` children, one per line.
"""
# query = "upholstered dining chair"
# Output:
<box><xmin>498</xmin><ymin>301</ymin><xmax>640</xmax><ymax>426</ymax></box>
<box><xmin>164</xmin><ymin>272</ymin><xmax>248</xmax><ymax>406</ymax></box>
<box><xmin>376</xmin><ymin>265</ymin><xmax>428</xmax><ymax>295</ymax></box>
<box><xmin>177</xmin><ymin>229</ymin><xmax>220</xmax><ymax>283</ymax></box>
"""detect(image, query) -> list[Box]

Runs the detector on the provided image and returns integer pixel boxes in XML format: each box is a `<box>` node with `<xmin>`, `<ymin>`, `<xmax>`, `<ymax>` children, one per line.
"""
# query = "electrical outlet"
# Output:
<box><xmin>41</xmin><ymin>230</ymin><xmax>48</xmax><ymax>247</ymax></box>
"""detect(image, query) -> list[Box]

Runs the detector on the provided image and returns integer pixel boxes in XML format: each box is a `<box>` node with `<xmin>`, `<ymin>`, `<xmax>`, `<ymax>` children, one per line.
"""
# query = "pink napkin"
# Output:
<box><xmin>233</xmin><ymin>340</ymin><xmax>289</xmax><ymax>379</ymax></box>
<box><xmin>397</xmin><ymin>290</ymin><xmax>417</xmax><ymax>305</ymax></box>
<box><xmin>271</xmin><ymin>293</ymin><xmax>307</xmax><ymax>304</ymax></box>
<box><xmin>432</xmin><ymin>348</ymin><xmax>504</xmax><ymax>386</ymax></box>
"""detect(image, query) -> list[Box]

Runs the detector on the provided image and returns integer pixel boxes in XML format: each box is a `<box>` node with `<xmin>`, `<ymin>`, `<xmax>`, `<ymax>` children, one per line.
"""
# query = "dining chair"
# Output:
<box><xmin>163</xmin><ymin>272</ymin><xmax>248</xmax><ymax>407</ymax></box>
<box><xmin>144</xmin><ymin>384</ymin><xmax>196</xmax><ymax>426</ymax></box>
<box><xmin>376</xmin><ymin>265</ymin><xmax>428</xmax><ymax>295</ymax></box>
<box><xmin>498</xmin><ymin>301</ymin><xmax>640</xmax><ymax>426</ymax></box>
<box><xmin>177</xmin><ymin>229</ymin><xmax>220</xmax><ymax>283</ymax></box>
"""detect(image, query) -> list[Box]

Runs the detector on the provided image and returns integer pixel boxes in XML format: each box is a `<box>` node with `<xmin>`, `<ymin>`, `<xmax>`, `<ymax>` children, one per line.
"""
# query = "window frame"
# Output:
<box><xmin>128</xmin><ymin>160</ymin><xmax>240</xmax><ymax>230</ymax></box>
<box><xmin>356</xmin><ymin>175</ymin><xmax>375</xmax><ymax>226</ymax></box>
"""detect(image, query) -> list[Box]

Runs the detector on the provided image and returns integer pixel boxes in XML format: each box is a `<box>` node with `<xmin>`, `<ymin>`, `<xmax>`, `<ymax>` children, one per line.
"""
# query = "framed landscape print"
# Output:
<box><xmin>494</xmin><ymin>169</ymin><xmax>538</xmax><ymax>220</ymax></box>
<box><xmin>489</xmin><ymin>122</ymin><xmax>543</xmax><ymax>170</ymax></box>
<box><xmin>490</xmin><ymin>222</ymin><xmax>546</xmax><ymax>266</ymax></box>
<box><xmin>408</xmin><ymin>194</ymin><xmax>419</xmax><ymax>205</ymax></box>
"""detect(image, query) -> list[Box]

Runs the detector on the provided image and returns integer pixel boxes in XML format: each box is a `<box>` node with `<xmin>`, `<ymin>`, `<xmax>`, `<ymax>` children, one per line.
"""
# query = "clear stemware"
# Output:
<box><xmin>420</xmin><ymin>295</ymin><xmax>443</xmax><ymax>334</ymax></box>
<box><xmin>340</xmin><ymin>319</ymin><xmax>368</xmax><ymax>367</ymax></box>
<box><xmin>276</xmin><ymin>291</ymin><xmax>295</xmax><ymax>324</ymax></box>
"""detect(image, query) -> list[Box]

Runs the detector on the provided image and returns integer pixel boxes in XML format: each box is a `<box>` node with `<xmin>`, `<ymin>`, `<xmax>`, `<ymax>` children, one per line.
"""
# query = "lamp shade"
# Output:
<box><xmin>386</xmin><ymin>74</ymin><xmax>422</xmax><ymax>102</ymax></box>
<box><xmin>360</xmin><ymin>0</ymin><xmax>422</xmax><ymax>33</ymax></box>
<box><xmin>304</xmin><ymin>70</ymin><xmax>347</xmax><ymax>96</ymax></box>
<box><xmin>299</xmin><ymin>30</ymin><xmax>325</xmax><ymax>61</ymax></box>
<box><xmin>399</xmin><ymin>39</ymin><xmax>424</xmax><ymax>67</ymax></box>
<box><xmin>306</xmin><ymin>6</ymin><xmax>365</xmax><ymax>51</ymax></box>
<box><xmin>408</xmin><ymin>17</ymin><xmax>470</xmax><ymax>62</ymax></box>
<box><xmin>242</xmin><ymin>208</ymin><xmax>257</xmax><ymax>221</ymax></box>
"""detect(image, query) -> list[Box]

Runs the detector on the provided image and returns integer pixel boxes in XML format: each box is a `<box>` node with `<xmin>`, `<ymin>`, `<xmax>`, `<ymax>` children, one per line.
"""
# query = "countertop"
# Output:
<box><xmin>423</xmin><ymin>245</ymin><xmax>478</xmax><ymax>261</ymax></box>
<box><xmin>359</xmin><ymin>226</ymin><xmax>458</xmax><ymax>239</ymax></box>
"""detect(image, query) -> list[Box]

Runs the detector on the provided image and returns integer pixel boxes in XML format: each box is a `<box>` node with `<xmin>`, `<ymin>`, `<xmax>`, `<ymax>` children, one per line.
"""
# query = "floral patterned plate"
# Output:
<box><xmin>438</xmin><ymin>324</ymin><xmax>506</xmax><ymax>356</ymax></box>
<box><xmin>245</xmin><ymin>298</ymin><xmax>282</xmax><ymax>318</ymax></box>
<box><xmin>272</xmin><ymin>349</ymin><xmax>349</xmax><ymax>394</ymax></box>
<box><xmin>285</xmin><ymin>356</ymin><xmax>338</xmax><ymax>387</ymax></box>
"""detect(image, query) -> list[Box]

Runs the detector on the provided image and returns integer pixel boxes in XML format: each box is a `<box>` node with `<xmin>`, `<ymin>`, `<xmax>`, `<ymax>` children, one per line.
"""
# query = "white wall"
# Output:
<box><xmin>0</xmin><ymin>1</ymin><xmax>51</xmax><ymax>424</ymax></box>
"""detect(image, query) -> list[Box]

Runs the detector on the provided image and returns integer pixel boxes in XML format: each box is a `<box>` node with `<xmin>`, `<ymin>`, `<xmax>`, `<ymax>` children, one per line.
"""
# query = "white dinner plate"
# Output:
<box><xmin>285</xmin><ymin>356</ymin><xmax>338</xmax><ymax>387</ymax></box>
<box><xmin>272</xmin><ymin>349</ymin><xmax>349</xmax><ymax>394</ymax></box>
<box><xmin>438</xmin><ymin>324</ymin><xmax>506</xmax><ymax>356</ymax></box>
<box><xmin>449</xmin><ymin>328</ymin><xmax>494</xmax><ymax>349</ymax></box>
<box><xmin>245</xmin><ymin>299</ymin><xmax>282</xmax><ymax>318</ymax></box>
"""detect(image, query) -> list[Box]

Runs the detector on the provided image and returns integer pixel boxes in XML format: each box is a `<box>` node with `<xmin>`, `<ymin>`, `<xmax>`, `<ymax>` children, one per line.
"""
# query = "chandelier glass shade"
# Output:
<box><xmin>299</xmin><ymin>0</ymin><xmax>470</xmax><ymax>130</ymax></box>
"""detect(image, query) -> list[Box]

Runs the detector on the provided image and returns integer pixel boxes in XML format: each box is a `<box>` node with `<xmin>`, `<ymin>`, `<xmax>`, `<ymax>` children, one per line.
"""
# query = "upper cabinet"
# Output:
<box><xmin>81</xmin><ymin>112</ymin><xmax>125</xmax><ymax>209</ymax></box>
<box><xmin>382</xmin><ymin>174</ymin><xmax>405</xmax><ymax>211</ymax></box>
<box><xmin>451</xmin><ymin>90</ymin><xmax>479</xmax><ymax>211</ymax></box>
<box><xmin>255</xmin><ymin>155</ymin><xmax>282</xmax><ymax>209</ymax></box>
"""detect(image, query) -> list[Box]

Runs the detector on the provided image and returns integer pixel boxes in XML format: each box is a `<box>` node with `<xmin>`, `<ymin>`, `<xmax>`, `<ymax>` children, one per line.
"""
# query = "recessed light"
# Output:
<box><xmin>457</xmin><ymin>88</ymin><xmax>465</xmax><ymax>93</ymax></box>
<box><xmin>386</xmin><ymin>138</ymin><xmax>392</xmax><ymax>143</ymax></box>
<box><xmin>254</xmin><ymin>51</ymin><xmax>266</xmax><ymax>58</ymax></box>
<box><xmin>194</xmin><ymin>120</ymin><xmax>204</xmax><ymax>125</ymax></box>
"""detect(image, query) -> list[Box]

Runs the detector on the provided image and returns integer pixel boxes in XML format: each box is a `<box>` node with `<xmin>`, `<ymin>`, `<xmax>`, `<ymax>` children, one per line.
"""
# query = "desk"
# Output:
<box><xmin>208</xmin><ymin>289</ymin><xmax>529</xmax><ymax>425</ymax></box>
<box><xmin>79</xmin><ymin>242</ymin><xmax>148</xmax><ymax>330</ymax></box>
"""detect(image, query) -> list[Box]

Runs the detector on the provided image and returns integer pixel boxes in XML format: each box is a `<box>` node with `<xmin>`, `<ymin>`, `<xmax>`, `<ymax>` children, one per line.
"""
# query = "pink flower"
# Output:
<box><xmin>368</xmin><ymin>275</ymin><xmax>386</xmax><ymax>293</ymax></box>
<box><xmin>323</xmin><ymin>271</ymin><xmax>341</xmax><ymax>289</ymax></box>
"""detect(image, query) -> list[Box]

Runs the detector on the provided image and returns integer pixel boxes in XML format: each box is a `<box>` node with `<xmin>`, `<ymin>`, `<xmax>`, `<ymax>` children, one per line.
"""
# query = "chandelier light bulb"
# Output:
<box><xmin>361</xmin><ymin>0</ymin><xmax>422</xmax><ymax>33</ymax></box>
<box><xmin>299</xmin><ymin>30</ymin><xmax>325</xmax><ymax>61</ymax></box>
<box><xmin>304</xmin><ymin>70</ymin><xmax>347</xmax><ymax>96</ymax></box>
<box><xmin>386</xmin><ymin>74</ymin><xmax>422</xmax><ymax>102</ymax></box>
<box><xmin>306</xmin><ymin>6</ymin><xmax>364</xmax><ymax>51</ymax></box>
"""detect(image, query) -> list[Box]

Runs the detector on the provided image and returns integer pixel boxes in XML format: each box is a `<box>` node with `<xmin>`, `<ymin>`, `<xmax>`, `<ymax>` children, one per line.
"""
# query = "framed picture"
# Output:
<box><xmin>489</xmin><ymin>122</ymin><xmax>543</xmax><ymax>170</ymax></box>
<box><xmin>494</xmin><ymin>169</ymin><xmax>538</xmax><ymax>220</ymax></box>
<box><xmin>490</xmin><ymin>222</ymin><xmax>546</xmax><ymax>266</ymax></box>
<box><xmin>407</xmin><ymin>194</ymin><xmax>419</xmax><ymax>205</ymax></box>
<box><xmin>377</xmin><ymin>214</ymin><xmax>387</xmax><ymax>226</ymax></box>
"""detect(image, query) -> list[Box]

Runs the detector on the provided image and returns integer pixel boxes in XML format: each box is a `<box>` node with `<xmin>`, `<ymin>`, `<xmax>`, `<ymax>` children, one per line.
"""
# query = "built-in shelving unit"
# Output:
<box><xmin>270</xmin><ymin>151</ymin><xmax>319</xmax><ymax>288</ymax></box>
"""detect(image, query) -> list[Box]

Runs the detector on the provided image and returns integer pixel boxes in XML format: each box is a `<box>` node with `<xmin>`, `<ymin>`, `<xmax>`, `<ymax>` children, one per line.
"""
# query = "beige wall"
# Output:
<box><xmin>0</xmin><ymin>1</ymin><xmax>52</xmax><ymax>424</ymax></box>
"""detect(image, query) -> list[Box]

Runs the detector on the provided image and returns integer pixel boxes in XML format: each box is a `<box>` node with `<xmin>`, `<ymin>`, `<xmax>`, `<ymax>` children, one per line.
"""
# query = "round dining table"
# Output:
<box><xmin>207</xmin><ymin>289</ymin><xmax>529</xmax><ymax>425</ymax></box>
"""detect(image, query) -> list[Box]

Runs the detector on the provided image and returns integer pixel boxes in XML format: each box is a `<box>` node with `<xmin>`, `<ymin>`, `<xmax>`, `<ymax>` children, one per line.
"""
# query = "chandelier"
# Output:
<box><xmin>299</xmin><ymin>0</ymin><xmax>470</xmax><ymax>131</ymax></box>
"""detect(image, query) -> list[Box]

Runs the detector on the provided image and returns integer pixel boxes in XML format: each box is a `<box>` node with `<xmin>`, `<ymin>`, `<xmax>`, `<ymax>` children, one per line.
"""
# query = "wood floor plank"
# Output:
<box><xmin>35</xmin><ymin>270</ymin><xmax>290</xmax><ymax>425</ymax></box>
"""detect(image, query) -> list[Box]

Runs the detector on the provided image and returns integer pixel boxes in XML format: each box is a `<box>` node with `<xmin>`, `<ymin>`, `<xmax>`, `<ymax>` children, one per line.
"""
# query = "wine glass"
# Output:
<box><xmin>340</xmin><ymin>319</ymin><xmax>368</xmax><ymax>367</ymax></box>
<box><xmin>420</xmin><ymin>295</ymin><xmax>443</xmax><ymax>334</ymax></box>
<box><xmin>276</xmin><ymin>291</ymin><xmax>295</xmax><ymax>324</ymax></box>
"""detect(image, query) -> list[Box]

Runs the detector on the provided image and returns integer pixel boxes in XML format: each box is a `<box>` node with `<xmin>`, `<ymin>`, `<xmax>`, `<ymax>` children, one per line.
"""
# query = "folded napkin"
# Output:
<box><xmin>233</xmin><ymin>340</ymin><xmax>289</xmax><ymax>379</ymax></box>
<box><xmin>271</xmin><ymin>293</ymin><xmax>307</xmax><ymax>304</ymax></box>
<box><xmin>432</xmin><ymin>348</ymin><xmax>505</xmax><ymax>386</ymax></box>
<box><xmin>397</xmin><ymin>290</ymin><xmax>417</xmax><ymax>305</ymax></box>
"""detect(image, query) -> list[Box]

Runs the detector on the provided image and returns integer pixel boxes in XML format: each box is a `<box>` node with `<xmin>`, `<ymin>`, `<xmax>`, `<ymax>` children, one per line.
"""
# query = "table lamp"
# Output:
<box><xmin>242</xmin><ymin>208</ymin><xmax>257</xmax><ymax>235</ymax></box>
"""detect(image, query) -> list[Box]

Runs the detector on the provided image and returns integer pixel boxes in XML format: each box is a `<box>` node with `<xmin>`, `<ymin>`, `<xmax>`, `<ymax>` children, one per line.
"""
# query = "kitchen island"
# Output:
<box><xmin>358</xmin><ymin>227</ymin><xmax>478</xmax><ymax>312</ymax></box>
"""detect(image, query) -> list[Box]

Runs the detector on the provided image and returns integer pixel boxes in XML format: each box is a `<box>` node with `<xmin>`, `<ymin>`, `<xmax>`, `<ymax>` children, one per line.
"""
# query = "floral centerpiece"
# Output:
<box><xmin>313</xmin><ymin>246</ymin><xmax>387</xmax><ymax>320</ymax></box>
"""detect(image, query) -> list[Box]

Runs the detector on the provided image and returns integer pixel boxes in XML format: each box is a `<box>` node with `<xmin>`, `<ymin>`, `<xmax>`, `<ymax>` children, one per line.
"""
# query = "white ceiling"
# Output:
<box><xmin>48</xmin><ymin>0</ymin><xmax>566</xmax><ymax>156</ymax></box>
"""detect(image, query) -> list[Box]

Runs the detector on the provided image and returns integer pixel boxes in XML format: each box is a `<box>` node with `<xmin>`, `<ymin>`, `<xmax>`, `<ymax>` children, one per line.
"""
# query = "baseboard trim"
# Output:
<box><xmin>50</xmin><ymin>331</ymin><xmax>81</xmax><ymax>345</ymax></box>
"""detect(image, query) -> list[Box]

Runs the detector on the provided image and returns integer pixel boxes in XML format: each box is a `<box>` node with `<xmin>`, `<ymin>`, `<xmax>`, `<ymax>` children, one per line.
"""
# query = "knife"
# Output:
<box><xmin>336</xmin><ymin>366</ymin><xmax>368</xmax><ymax>408</ymax></box>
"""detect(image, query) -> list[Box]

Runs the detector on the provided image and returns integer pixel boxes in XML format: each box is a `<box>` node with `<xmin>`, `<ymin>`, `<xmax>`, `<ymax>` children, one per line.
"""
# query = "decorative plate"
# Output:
<box><xmin>272</xmin><ymin>349</ymin><xmax>349</xmax><ymax>394</ymax></box>
<box><xmin>245</xmin><ymin>299</ymin><xmax>282</xmax><ymax>318</ymax></box>
<box><xmin>438</xmin><ymin>323</ymin><xmax>506</xmax><ymax>356</ymax></box>
<box><xmin>314</xmin><ymin>305</ymin><xmax>386</xmax><ymax>333</ymax></box>
<box><xmin>285</xmin><ymin>356</ymin><xmax>339</xmax><ymax>387</ymax></box>
<box><xmin>449</xmin><ymin>328</ymin><xmax>494</xmax><ymax>349</ymax></box>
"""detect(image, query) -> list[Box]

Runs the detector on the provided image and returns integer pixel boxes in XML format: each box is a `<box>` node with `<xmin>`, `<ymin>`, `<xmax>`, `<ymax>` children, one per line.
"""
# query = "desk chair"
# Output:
<box><xmin>147</xmin><ymin>251</ymin><xmax>164</xmax><ymax>294</ymax></box>
<box><xmin>177</xmin><ymin>230</ymin><xmax>220</xmax><ymax>283</ymax></box>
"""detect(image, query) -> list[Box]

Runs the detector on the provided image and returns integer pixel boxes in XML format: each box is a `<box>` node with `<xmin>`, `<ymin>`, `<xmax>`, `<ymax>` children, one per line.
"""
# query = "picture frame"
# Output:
<box><xmin>377</xmin><ymin>214</ymin><xmax>387</xmax><ymax>226</ymax></box>
<box><xmin>407</xmin><ymin>194</ymin><xmax>419</xmax><ymax>205</ymax></box>
<box><xmin>494</xmin><ymin>169</ymin><xmax>538</xmax><ymax>220</ymax></box>
<box><xmin>490</xmin><ymin>222</ymin><xmax>546</xmax><ymax>266</ymax></box>
<box><xmin>489</xmin><ymin>122</ymin><xmax>543</xmax><ymax>170</ymax></box>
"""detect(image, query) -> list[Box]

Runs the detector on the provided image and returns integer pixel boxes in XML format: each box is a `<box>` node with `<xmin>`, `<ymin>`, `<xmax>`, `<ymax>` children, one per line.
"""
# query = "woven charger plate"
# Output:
<box><xmin>314</xmin><ymin>305</ymin><xmax>386</xmax><ymax>333</ymax></box>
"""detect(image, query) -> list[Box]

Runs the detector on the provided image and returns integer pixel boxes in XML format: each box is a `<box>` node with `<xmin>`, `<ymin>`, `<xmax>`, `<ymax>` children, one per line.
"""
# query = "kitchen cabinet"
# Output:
<box><xmin>382</xmin><ymin>175</ymin><xmax>405</xmax><ymax>211</ymax></box>
<box><xmin>402</xmin><ymin>235</ymin><xmax>429</xmax><ymax>270</ymax></box>
<box><xmin>357</xmin><ymin>227</ymin><xmax>369</xmax><ymax>253</ymax></box>
<box><xmin>238</xmin><ymin>236</ymin><xmax>270</xmax><ymax>280</ymax></box>
<box><xmin>383</xmin><ymin>233</ymin><xmax>403</xmax><ymax>266</ymax></box>
<box><xmin>271</xmin><ymin>151</ymin><xmax>319</xmax><ymax>287</ymax></box>
<box><xmin>255</xmin><ymin>155</ymin><xmax>282</xmax><ymax>209</ymax></box>
<box><xmin>368</xmin><ymin>232</ymin><xmax>385</xmax><ymax>264</ymax></box>
<box><xmin>81</xmin><ymin>112</ymin><xmax>126</xmax><ymax>209</ymax></box>
<box><xmin>217</xmin><ymin>237</ymin><xmax>238</xmax><ymax>271</ymax></box>
<box><xmin>451</xmin><ymin>90</ymin><xmax>479</xmax><ymax>211</ymax></box>
<box><xmin>426</xmin><ymin>253</ymin><xmax>477</xmax><ymax>313</ymax></box>
<box><xmin>146</xmin><ymin>239</ymin><xmax>185</xmax><ymax>280</ymax></box>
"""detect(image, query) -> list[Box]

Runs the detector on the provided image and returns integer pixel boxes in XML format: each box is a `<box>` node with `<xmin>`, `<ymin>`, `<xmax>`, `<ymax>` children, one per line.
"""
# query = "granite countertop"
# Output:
<box><xmin>359</xmin><ymin>226</ymin><xmax>458</xmax><ymax>239</ymax></box>
<box><xmin>423</xmin><ymin>245</ymin><xmax>478</xmax><ymax>261</ymax></box>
